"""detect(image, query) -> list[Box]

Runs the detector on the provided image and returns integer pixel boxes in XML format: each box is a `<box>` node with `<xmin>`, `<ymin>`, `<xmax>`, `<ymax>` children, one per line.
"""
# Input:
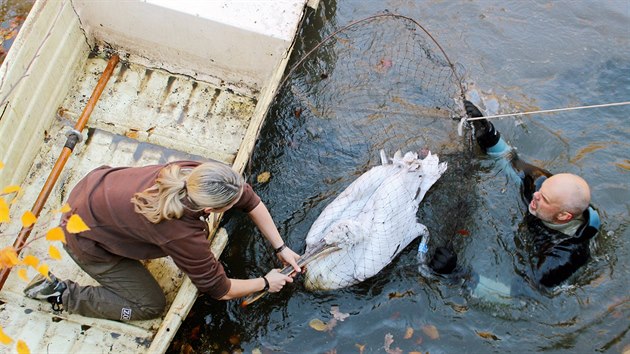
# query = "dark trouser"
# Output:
<box><xmin>62</xmin><ymin>246</ymin><xmax>166</xmax><ymax>321</ymax></box>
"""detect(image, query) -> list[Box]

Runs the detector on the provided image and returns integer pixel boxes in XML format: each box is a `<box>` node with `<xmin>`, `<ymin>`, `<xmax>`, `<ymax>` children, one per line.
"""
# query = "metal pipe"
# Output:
<box><xmin>0</xmin><ymin>54</ymin><xmax>120</xmax><ymax>290</ymax></box>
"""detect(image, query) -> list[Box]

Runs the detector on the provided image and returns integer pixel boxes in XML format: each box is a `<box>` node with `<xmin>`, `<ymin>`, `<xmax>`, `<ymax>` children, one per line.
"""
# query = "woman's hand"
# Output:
<box><xmin>277</xmin><ymin>247</ymin><xmax>301</xmax><ymax>274</ymax></box>
<box><xmin>264</xmin><ymin>269</ymin><xmax>294</xmax><ymax>293</ymax></box>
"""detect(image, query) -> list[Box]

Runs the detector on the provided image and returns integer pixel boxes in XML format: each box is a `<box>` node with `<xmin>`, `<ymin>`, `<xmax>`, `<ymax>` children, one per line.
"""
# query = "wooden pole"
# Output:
<box><xmin>0</xmin><ymin>54</ymin><xmax>120</xmax><ymax>290</ymax></box>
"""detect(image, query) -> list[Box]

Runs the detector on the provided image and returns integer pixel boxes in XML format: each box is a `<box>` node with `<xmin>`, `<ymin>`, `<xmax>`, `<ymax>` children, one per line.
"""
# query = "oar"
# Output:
<box><xmin>240</xmin><ymin>243</ymin><xmax>341</xmax><ymax>307</ymax></box>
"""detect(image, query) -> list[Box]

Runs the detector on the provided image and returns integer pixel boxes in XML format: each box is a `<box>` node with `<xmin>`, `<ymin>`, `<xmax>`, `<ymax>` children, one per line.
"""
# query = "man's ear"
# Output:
<box><xmin>203</xmin><ymin>207</ymin><xmax>215</xmax><ymax>214</ymax></box>
<box><xmin>556</xmin><ymin>211</ymin><xmax>573</xmax><ymax>222</ymax></box>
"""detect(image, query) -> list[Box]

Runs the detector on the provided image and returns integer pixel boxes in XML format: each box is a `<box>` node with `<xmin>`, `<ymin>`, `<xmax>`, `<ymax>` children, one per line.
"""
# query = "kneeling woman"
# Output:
<box><xmin>24</xmin><ymin>160</ymin><xmax>300</xmax><ymax>321</ymax></box>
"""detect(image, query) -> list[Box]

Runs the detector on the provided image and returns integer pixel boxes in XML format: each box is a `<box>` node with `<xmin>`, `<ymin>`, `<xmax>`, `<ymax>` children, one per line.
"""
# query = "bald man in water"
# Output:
<box><xmin>423</xmin><ymin>100</ymin><xmax>604</xmax><ymax>295</ymax></box>
<box><xmin>456</xmin><ymin>100</ymin><xmax>601</xmax><ymax>290</ymax></box>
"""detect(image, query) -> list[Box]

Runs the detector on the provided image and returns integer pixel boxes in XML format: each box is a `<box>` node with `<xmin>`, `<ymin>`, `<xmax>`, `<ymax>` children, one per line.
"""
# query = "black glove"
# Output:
<box><xmin>463</xmin><ymin>100</ymin><xmax>501</xmax><ymax>150</ymax></box>
<box><xmin>464</xmin><ymin>100</ymin><xmax>484</xmax><ymax>118</ymax></box>
<box><xmin>429</xmin><ymin>246</ymin><xmax>457</xmax><ymax>274</ymax></box>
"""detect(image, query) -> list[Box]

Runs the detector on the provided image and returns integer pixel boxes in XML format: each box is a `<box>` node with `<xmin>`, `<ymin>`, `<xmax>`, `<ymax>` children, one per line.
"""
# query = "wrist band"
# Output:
<box><xmin>262</xmin><ymin>276</ymin><xmax>269</xmax><ymax>291</ymax></box>
<box><xmin>274</xmin><ymin>243</ymin><xmax>286</xmax><ymax>254</ymax></box>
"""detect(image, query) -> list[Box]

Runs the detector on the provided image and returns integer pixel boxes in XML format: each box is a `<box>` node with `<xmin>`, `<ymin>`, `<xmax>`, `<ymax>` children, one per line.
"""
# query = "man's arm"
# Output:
<box><xmin>464</xmin><ymin>100</ymin><xmax>552</xmax><ymax>201</ymax></box>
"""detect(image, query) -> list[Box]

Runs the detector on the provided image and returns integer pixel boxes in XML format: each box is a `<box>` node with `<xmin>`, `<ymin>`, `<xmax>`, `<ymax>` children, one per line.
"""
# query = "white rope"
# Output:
<box><xmin>464</xmin><ymin>101</ymin><xmax>630</xmax><ymax>121</ymax></box>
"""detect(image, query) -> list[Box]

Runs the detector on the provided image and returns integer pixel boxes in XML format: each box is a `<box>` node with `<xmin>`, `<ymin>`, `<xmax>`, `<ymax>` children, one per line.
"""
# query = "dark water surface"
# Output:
<box><xmin>3</xmin><ymin>1</ymin><xmax>628</xmax><ymax>353</ymax></box>
<box><xmin>173</xmin><ymin>1</ymin><xmax>629</xmax><ymax>353</ymax></box>
<box><xmin>0</xmin><ymin>0</ymin><xmax>34</xmax><ymax>64</ymax></box>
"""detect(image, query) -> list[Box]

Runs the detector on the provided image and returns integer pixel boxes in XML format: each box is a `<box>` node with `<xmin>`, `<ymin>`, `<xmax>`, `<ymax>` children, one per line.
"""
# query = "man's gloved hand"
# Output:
<box><xmin>463</xmin><ymin>100</ymin><xmax>501</xmax><ymax>150</ymax></box>
<box><xmin>464</xmin><ymin>100</ymin><xmax>484</xmax><ymax>118</ymax></box>
<box><xmin>429</xmin><ymin>246</ymin><xmax>457</xmax><ymax>274</ymax></box>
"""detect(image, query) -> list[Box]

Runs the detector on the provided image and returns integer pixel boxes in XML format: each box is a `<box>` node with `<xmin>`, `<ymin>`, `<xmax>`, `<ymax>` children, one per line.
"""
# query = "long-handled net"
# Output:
<box><xmin>243</xmin><ymin>13</ymin><xmax>472</xmax><ymax>300</ymax></box>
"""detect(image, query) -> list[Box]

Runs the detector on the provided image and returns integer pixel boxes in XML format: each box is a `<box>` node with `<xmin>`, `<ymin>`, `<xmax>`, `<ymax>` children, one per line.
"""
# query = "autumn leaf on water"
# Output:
<box><xmin>66</xmin><ymin>214</ymin><xmax>90</xmax><ymax>233</ymax></box>
<box><xmin>16</xmin><ymin>339</ymin><xmax>30</xmax><ymax>354</ymax></box>
<box><xmin>330</xmin><ymin>306</ymin><xmax>349</xmax><ymax>321</ymax></box>
<box><xmin>228</xmin><ymin>334</ymin><xmax>241</xmax><ymax>345</ymax></box>
<box><xmin>476</xmin><ymin>331</ymin><xmax>500</xmax><ymax>341</ymax></box>
<box><xmin>46</xmin><ymin>227</ymin><xmax>66</xmax><ymax>243</ymax></box>
<box><xmin>0</xmin><ymin>161</ymin><xmax>4</xmax><ymax>169</ymax></box>
<box><xmin>0</xmin><ymin>325</ymin><xmax>13</xmax><ymax>344</ymax></box>
<box><xmin>375</xmin><ymin>58</ymin><xmax>393</xmax><ymax>73</ymax></box>
<box><xmin>383</xmin><ymin>333</ymin><xmax>402</xmax><ymax>354</ymax></box>
<box><xmin>21</xmin><ymin>211</ymin><xmax>37</xmax><ymax>228</ymax></box>
<box><xmin>0</xmin><ymin>247</ymin><xmax>19</xmax><ymax>268</ymax></box>
<box><xmin>189</xmin><ymin>325</ymin><xmax>201</xmax><ymax>341</ymax></box>
<box><xmin>22</xmin><ymin>254</ymin><xmax>39</xmax><ymax>268</ymax></box>
<box><xmin>49</xmin><ymin>245</ymin><xmax>62</xmax><ymax>260</ymax></box>
<box><xmin>355</xmin><ymin>343</ymin><xmax>365</xmax><ymax>354</ymax></box>
<box><xmin>403</xmin><ymin>327</ymin><xmax>414</xmax><ymax>339</ymax></box>
<box><xmin>308</xmin><ymin>319</ymin><xmax>329</xmax><ymax>332</ymax></box>
<box><xmin>0</xmin><ymin>198</ymin><xmax>9</xmax><ymax>223</ymax></box>
<box><xmin>388</xmin><ymin>290</ymin><xmax>414</xmax><ymax>299</ymax></box>
<box><xmin>257</xmin><ymin>171</ymin><xmax>271</xmax><ymax>184</ymax></box>
<box><xmin>456</xmin><ymin>229</ymin><xmax>470</xmax><ymax>236</ymax></box>
<box><xmin>17</xmin><ymin>268</ymin><xmax>29</xmax><ymax>282</ymax></box>
<box><xmin>422</xmin><ymin>324</ymin><xmax>439</xmax><ymax>340</ymax></box>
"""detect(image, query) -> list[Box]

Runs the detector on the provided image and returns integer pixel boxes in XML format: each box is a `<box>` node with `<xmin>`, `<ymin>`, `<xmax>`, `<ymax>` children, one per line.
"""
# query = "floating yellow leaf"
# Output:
<box><xmin>46</xmin><ymin>227</ymin><xmax>66</xmax><ymax>243</ymax></box>
<box><xmin>1</xmin><ymin>185</ymin><xmax>20</xmax><ymax>195</ymax></box>
<box><xmin>37</xmin><ymin>264</ymin><xmax>50</xmax><ymax>279</ymax></box>
<box><xmin>21</xmin><ymin>211</ymin><xmax>37</xmax><ymax>228</ymax></box>
<box><xmin>476</xmin><ymin>331</ymin><xmax>500</xmax><ymax>341</ymax></box>
<box><xmin>0</xmin><ymin>326</ymin><xmax>13</xmax><ymax>344</ymax></box>
<box><xmin>0</xmin><ymin>198</ymin><xmax>9</xmax><ymax>223</ymax></box>
<box><xmin>22</xmin><ymin>254</ymin><xmax>39</xmax><ymax>268</ymax></box>
<box><xmin>257</xmin><ymin>171</ymin><xmax>271</xmax><ymax>184</ymax></box>
<box><xmin>355</xmin><ymin>343</ymin><xmax>365</xmax><ymax>354</ymax></box>
<box><xmin>404</xmin><ymin>327</ymin><xmax>414</xmax><ymax>339</ymax></box>
<box><xmin>60</xmin><ymin>203</ymin><xmax>71</xmax><ymax>213</ymax></box>
<box><xmin>0</xmin><ymin>247</ymin><xmax>19</xmax><ymax>268</ymax></box>
<box><xmin>17</xmin><ymin>268</ymin><xmax>28</xmax><ymax>282</ymax></box>
<box><xmin>0</xmin><ymin>161</ymin><xmax>4</xmax><ymax>169</ymax></box>
<box><xmin>309</xmin><ymin>319</ymin><xmax>328</xmax><ymax>332</ymax></box>
<box><xmin>422</xmin><ymin>324</ymin><xmax>439</xmax><ymax>340</ymax></box>
<box><xmin>17</xmin><ymin>339</ymin><xmax>30</xmax><ymax>354</ymax></box>
<box><xmin>49</xmin><ymin>245</ymin><xmax>62</xmax><ymax>260</ymax></box>
<box><xmin>66</xmin><ymin>214</ymin><xmax>90</xmax><ymax>233</ymax></box>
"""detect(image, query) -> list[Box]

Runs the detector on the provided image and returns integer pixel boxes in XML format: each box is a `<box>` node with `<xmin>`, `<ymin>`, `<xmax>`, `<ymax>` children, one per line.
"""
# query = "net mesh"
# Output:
<box><xmin>248</xmin><ymin>13</ymin><xmax>468</xmax><ymax>291</ymax></box>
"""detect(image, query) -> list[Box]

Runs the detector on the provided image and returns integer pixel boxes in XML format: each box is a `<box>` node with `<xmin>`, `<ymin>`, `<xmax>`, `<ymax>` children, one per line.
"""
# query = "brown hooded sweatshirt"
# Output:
<box><xmin>63</xmin><ymin>160</ymin><xmax>260</xmax><ymax>299</ymax></box>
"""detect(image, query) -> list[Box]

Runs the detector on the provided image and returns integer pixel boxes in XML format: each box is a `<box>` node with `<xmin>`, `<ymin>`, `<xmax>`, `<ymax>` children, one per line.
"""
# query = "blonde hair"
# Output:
<box><xmin>131</xmin><ymin>161</ymin><xmax>244</xmax><ymax>223</ymax></box>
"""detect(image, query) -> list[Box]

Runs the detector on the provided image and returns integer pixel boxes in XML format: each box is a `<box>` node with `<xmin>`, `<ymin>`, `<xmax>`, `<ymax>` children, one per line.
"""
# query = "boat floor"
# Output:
<box><xmin>0</xmin><ymin>54</ymin><xmax>257</xmax><ymax>351</ymax></box>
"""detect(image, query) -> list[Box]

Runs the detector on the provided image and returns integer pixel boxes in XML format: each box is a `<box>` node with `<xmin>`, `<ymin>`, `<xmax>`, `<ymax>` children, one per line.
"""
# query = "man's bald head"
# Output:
<box><xmin>544</xmin><ymin>173</ymin><xmax>590</xmax><ymax>218</ymax></box>
<box><xmin>529</xmin><ymin>173</ymin><xmax>591</xmax><ymax>223</ymax></box>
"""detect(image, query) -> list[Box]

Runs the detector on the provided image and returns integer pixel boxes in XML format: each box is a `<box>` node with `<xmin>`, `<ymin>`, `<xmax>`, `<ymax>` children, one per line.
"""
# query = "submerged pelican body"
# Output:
<box><xmin>304</xmin><ymin>150</ymin><xmax>447</xmax><ymax>290</ymax></box>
